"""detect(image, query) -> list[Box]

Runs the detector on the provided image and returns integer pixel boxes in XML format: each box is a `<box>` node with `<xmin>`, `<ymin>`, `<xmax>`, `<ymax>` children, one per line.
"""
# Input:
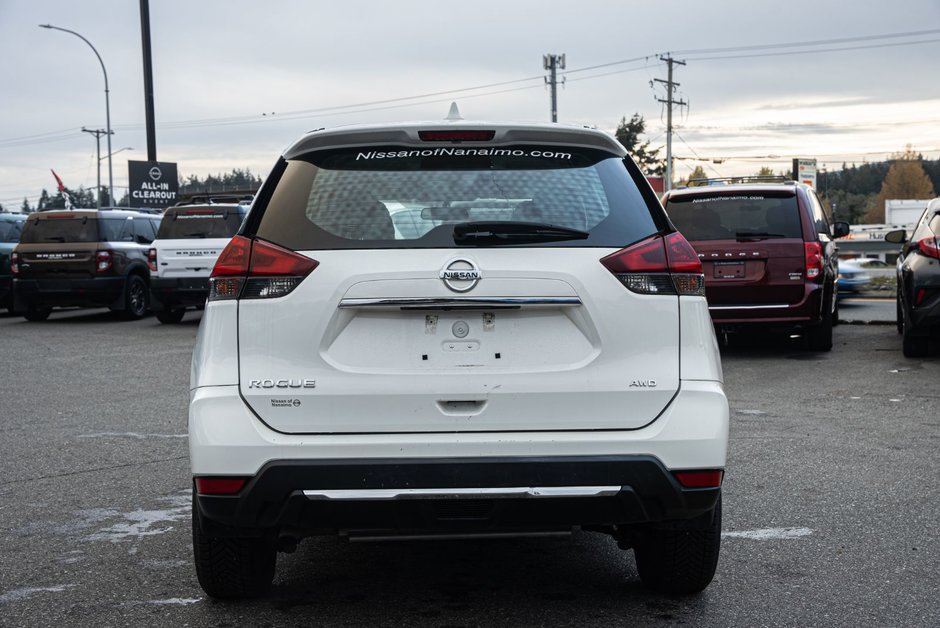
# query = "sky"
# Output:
<box><xmin>1</xmin><ymin>0</ymin><xmax>940</xmax><ymax>208</ymax></box>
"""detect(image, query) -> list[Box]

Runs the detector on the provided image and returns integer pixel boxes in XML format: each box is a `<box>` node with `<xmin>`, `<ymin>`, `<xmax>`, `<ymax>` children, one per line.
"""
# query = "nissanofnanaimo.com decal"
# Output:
<box><xmin>355</xmin><ymin>147</ymin><xmax>573</xmax><ymax>161</ymax></box>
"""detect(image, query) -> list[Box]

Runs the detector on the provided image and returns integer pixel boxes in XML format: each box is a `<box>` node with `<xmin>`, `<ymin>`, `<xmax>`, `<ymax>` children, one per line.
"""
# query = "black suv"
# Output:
<box><xmin>12</xmin><ymin>208</ymin><xmax>162</xmax><ymax>321</ymax></box>
<box><xmin>662</xmin><ymin>178</ymin><xmax>849</xmax><ymax>350</ymax></box>
<box><xmin>886</xmin><ymin>197</ymin><xmax>940</xmax><ymax>357</ymax></box>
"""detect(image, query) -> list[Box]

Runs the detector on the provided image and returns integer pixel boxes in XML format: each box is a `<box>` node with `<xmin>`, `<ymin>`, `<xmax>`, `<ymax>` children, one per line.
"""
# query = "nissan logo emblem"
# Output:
<box><xmin>149</xmin><ymin>166</ymin><xmax>162</xmax><ymax>181</ymax></box>
<box><xmin>440</xmin><ymin>258</ymin><xmax>482</xmax><ymax>292</ymax></box>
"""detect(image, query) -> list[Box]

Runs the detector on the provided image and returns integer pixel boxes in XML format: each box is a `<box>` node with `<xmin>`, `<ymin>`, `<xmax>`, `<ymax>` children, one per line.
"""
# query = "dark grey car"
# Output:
<box><xmin>886</xmin><ymin>198</ymin><xmax>940</xmax><ymax>357</ymax></box>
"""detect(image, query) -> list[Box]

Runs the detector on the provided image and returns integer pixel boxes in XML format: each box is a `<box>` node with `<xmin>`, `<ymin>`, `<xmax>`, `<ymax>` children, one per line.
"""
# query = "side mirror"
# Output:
<box><xmin>884</xmin><ymin>229</ymin><xmax>907</xmax><ymax>244</ymax></box>
<box><xmin>831</xmin><ymin>221</ymin><xmax>850</xmax><ymax>239</ymax></box>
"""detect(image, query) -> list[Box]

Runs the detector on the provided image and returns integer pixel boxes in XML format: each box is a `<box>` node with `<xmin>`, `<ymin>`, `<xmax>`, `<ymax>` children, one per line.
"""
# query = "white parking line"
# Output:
<box><xmin>0</xmin><ymin>585</ymin><xmax>76</xmax><ymax>605</ymax></box>
<box><xmin>722</xmin><ymin>527</ymin><xmax>813</xmax><ymax>540</ymax></box>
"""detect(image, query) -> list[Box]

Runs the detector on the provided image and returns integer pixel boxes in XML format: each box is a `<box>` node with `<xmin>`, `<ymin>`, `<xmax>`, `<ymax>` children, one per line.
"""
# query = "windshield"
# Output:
<box><xmin>0</xmin><ymin>219</ymin><xmax>24</xmax><ymax>243</ymax></box>
<box><xmin>254</xmin><ymin>145</ymin><xmax>660</xmax><ymax>250</ymax></box>
<box><xmin>664</xmin><ymin>192</ymin><xmax>803</xmax><ymax>241</ymax></box>
<box><xmin>18</xmin><ymin>216</ymin><xmax>132</xmax><ymax>243</ymax></box>
<box><xmin>157</xmin><ymin>207</ymin><xmax>246</xmax><ymax>239</ymax></box>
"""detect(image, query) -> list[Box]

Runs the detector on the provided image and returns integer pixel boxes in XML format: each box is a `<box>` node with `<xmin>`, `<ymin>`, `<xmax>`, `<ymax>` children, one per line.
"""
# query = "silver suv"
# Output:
<box><xmin>189</xmin><ymin>117</ymin><xmax>729</xmax><ymax>599</ymax></box>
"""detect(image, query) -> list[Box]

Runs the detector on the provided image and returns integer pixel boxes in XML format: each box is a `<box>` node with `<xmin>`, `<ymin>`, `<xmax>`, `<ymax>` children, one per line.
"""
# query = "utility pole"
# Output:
<box><xmin>543</xmin><ymin>53</ymin><xmax>565</xmax><ymax>123</ymax></box>
<box><xmin>139</xmin><ymin>0</ymin><xmax>157</xmax><ymax>161</ymax></box>
<box><xmin>655</xmin><ymin>54</ymin><xmax>686</xmax><ymax>192</ymax></box>
<box><xmin>82</xmin><ymin>127</ymin><xmax>111</xmax><ymax>208</ymax></box>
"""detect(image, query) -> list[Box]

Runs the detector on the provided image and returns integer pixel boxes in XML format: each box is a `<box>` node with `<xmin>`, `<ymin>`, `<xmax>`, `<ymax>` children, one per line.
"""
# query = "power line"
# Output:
<box><xmin>684</xmin><ymin>37</ymin><xmax>940</xmax><ymax>62</ymax></box>
<box><xmin>672</xmin><ymin>28</ymin><xmax>940</xmax><ymax>55</ymax></box>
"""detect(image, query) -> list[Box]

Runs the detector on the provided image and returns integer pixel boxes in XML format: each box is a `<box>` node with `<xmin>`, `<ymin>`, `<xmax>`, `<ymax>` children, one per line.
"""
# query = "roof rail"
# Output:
<box><xmin>173</xmin><ymin>195</ymin><xmax>253</xmax><ymax>206</ymax></box>
<box><xmin>685</xmin><ymin>175</ymin><xmax>796</xmax><ymax>187</ymax></box>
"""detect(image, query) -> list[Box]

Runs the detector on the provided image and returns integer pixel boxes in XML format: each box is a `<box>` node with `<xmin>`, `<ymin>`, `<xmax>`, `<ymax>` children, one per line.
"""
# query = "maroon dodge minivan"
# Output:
<box><xmin>662</xmin><ymin>179</ymin><xmax>849</xmax><ymax>351</ymax></box>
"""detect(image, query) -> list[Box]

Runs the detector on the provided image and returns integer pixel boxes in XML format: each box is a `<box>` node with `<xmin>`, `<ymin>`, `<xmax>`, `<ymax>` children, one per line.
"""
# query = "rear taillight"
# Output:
<box><xmin>147</xmin><ymin>247</ymin><xmax>157</xmax><ymax>272</ymax></box>
<box><xmin>805</xmin><ymin>242</ymin><xmax>823</xmax><ymax>279</ymax></box>
<box><xmin>916</xmin><ymin>236</ymin><xmax>940</xmax><ymax>260</ymax></box>
<box><xmin>208</xmin><ymin>235</ymin><xmax>318</xmax><ymax>301</ymax></box>
<box><xmin>96</xmin><ymin>250</ymin><xmax>112</xmax><ymax>273</ymax></box>
<box><xmin>673</xmin><ymin>470</ymin><xmax>724</xmax><ymax>489</ymax></box>
<box><xmin>10</xmin><ymin>251</ymin><xmax>18</xmax><ymax>275</ymax></box>
<box><xmin>194</xmin><ymin>477</ymin><xmax>249</xmax><ymax>495</ymax></box>
<box><xmin>600</xmin><ymin>232</ymin><xmax>705</xmax><ymax>296</ymax></box>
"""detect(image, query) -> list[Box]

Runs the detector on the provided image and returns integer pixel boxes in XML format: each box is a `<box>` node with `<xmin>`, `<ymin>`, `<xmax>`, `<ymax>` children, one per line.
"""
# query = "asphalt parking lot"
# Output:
<box><xmin>0</xmin><ymin>307</ymin><xmax>937</xmax><ymax>627</ymax></box>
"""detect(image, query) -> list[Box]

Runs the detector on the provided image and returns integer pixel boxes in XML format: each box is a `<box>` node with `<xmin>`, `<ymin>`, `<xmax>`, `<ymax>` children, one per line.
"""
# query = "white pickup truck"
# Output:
<box><xmin>148</xmin><ymin>200</ymin><xmax>249</xmax><ymax>323</ymax></box>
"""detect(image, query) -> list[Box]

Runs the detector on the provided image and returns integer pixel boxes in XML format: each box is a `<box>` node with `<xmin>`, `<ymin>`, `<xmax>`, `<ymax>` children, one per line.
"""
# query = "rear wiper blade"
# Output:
<box><xmin>184</xmin><ymin>232</ymin><xmax>209</xmax><ymax>238</ymax></box>
<box><xmin>735</xmin><ymin>231</ymin><xmax>787</xmax><ymax>240</ymax></box>
<box><xmin>453</xmin><ymin>221</ymin><xmax>589</xmax><ymax>244</ymax></box>
<box><xmin>43</xmin><ymin>236</ymin><xmax>65</xmax><ymax>242</ymax></box>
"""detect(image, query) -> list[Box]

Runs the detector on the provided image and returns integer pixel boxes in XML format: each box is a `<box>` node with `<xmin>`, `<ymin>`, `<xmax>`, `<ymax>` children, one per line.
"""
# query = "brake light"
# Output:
<box><xmin>194</xmin><ymin>477</ymin><xmax>249</xmax><ymax>495</ymax></box>
<box><xmin>805</xmin><ymin>242</ymin><xmax>823</xmax><ymax>279</ymax></box>
<box><xmin>96</xmin><ymin>250</ymin><xmax>112</xmax><ymax>273</ymax></box>
<box><xmin>600</xmin><ymin>232</ymin><xmax>705</xmax><ymax>296</ymax></box>
<box><xmin>674</xmin><ymin>470</ymin><xmax>724</xmax><ymax>489</ymax></box>
<box><xmin>10</xmin><ymin>251</ymin><xmax>18</xmax><ymax>275</ymax></box>
<box><xmin>915</xmin><ymin>287</ymin><xmax>927</xmax><ymax>306</ymax></box>
<box><xmin>418</xmin><ymin>130</ymin><xmax>495</xmax><ymax>141</ymax></box>
<box><xmin>147</xmin><ymin>248</ymin><xmax>157</xmax><ymax>272</ymax></box>
<box><xmin>916</xmin><ymin>236</ymin><xmax>940</xmax><ymax>260</ymax></box>
<box><xmin>208</xmin><ymin>236</ymin><xmax>318</xmax><ymax>301</ymax></box>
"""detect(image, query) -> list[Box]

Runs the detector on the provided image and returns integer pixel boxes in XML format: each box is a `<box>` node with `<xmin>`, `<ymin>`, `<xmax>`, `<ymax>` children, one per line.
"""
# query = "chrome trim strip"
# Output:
<box><xmin>303</xmin><ymin>486</ymin><xmax>621</xmax><ymax>500</ymax></box>
<box><xmin>709</xmin><ymin>304</ymin><xmax>790</xmax><ymax>311</ymax></box>
<box><xmin>338</xmin><ymin>297</ymin><xmax>582</xmax><ymax>309</ymax></box>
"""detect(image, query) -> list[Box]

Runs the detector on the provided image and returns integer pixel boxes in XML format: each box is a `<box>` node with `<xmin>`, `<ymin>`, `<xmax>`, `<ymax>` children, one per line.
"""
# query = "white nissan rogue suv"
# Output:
<box><xmin>189</xmin><ymin>116</ymin><xmax>729</xmax><ymax>599</ymax></box>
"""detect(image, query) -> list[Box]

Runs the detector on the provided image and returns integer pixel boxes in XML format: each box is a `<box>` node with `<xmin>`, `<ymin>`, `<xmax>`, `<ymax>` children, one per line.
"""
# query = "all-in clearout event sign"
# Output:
<box><xmin>128</xmin><ymin>160</ymin><xmax>179</xmax><ymax>208</ymax></box>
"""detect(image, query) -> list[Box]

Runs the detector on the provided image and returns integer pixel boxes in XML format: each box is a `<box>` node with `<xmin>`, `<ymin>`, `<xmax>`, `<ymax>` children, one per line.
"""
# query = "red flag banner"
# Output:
<box><xmin>51</xmin><ymin>169</ymin><xmax>66</xmax><ymax>192</ymax></box>
<box><xmin>50</xmin><ymin>169</ymin><xmax>72</xmax><ymax>209</ymax></box>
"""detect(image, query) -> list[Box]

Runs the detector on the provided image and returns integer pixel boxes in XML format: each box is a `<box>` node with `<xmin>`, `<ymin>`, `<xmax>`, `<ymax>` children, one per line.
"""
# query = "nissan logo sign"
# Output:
<box><xmin>149</xmin><ymin>166</ymin><xmax>162</xmax><ymax>181</ymax></box>
<box><xmin>440</xmin><ymin>258</ymin><xmax>482</xmax><ymax>292</ymax></box>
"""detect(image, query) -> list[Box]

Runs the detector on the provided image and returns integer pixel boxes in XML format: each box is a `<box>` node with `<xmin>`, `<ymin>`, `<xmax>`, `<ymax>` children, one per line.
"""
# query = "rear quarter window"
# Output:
<box><xmin>0</xmin><ymin>219</ymin><xmax>24</xmax><ymax>243</ymax></box>
<box><xmin>664</xmin><ymin>192</ymin><xmax>802</xmax><ymax>241</ymax></box>
<box><xmin>252</xmin><ymin>145</ymin><xmax>661</xmax><ymax>250</ymax></box>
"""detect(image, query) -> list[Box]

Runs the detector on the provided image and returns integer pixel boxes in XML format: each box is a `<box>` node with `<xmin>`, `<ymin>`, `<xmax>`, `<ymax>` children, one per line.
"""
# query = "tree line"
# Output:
<box><xmin>9</xmin><ymin>169</ymin><xmax>265</xmax><ymax>213</ymax></box>
<box><xmin>5</xmin><ymin>120</ymin><xmax>936</xmax><ymax>225</ymax></box>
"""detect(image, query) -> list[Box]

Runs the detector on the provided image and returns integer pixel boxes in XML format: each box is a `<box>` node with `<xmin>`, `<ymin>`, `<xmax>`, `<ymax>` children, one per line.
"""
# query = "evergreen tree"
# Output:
<box><xmin>21</xmin><ymin>198</ymin><xmax>32</xmax><ymax>213</ymax></box>
<box><xmin>679</xmin><ymin>165</ymin><xmax>707</xmax><ymax>186</ymax></box>
<box><xmin>614</xmin><ymin>114</ymin><xmax>664</xmax><ymax>176</ymax></box>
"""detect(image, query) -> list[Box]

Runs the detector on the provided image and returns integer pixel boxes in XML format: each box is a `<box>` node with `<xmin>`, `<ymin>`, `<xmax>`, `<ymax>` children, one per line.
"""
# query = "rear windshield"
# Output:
<box><xmin>0</xmin><ymin>219</ymin><xmax>24</xmax><ymax>243</ymax></box>
<box><xmin>664</xmin><ymin>192</ymin><xmax>803</xmax><ymax>241</ymax></box>
<box><xmin>253</xmin><ymin>145</ymin><xmax>660</xmax><ymax>250</ymax></box>
<box><xmin>19</xmin><ymin>216</ymin><xmax>130</xmax><ymax>243</ymax></box>
<box><xmin>157</xmin><ymin>207</ymin><xmax>246</xmax><ymax>239</ymax></box>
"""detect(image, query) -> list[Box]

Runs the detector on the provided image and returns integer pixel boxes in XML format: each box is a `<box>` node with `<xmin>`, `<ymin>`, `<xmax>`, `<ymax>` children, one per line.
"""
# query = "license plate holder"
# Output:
<box><xmin>713</xmin><ymin>261</ymin><xmax>745</xmax><ymax>279</ymax></box>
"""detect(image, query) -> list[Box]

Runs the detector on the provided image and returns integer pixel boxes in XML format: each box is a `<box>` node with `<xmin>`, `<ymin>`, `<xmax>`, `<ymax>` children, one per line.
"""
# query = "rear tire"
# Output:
<box><xmin>807</xmin><ymin>296</ymin><xmax>833</xmax><ymax>352</ymax></box>
<box><xmin>192</xmin><ymin>494</ymin><xmax>276</xmax><ymax>599</ymax></box>
<box><xmin>634</xmin><ymin>495</ymin><xmax>722</xmax><ymax>594</ymax></box>
<box><xmin>156</xmin><ymin>308</ymin><xmax>185</xmax><ymax>324</ymax></box>
<box><xmin>902</xmin><ymin>319</ymin><xmax>928</xmax><ymax>358</ymax></box>
<box><xmin>23</xmin><ymin>306</ymin><xmax>51</xmax><ymax>322</ymax></box>
<box><xmin>122</xmin><ymin>275</ymin><xmax>148</xmax><ymax>320</ymax></box>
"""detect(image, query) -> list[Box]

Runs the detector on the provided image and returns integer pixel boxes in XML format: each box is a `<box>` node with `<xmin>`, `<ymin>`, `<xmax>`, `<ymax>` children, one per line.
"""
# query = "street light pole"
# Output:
<box><xmin>39</xmin><ymin>24</ymin><xmax>114</xmax><ymax>206</ymax></box>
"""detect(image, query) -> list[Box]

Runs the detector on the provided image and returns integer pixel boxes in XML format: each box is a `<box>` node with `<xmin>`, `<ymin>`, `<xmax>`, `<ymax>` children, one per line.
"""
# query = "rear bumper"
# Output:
<box><xmin>189</xmin><ymin>380</ymin><xmax>729</xmax><ymax>535</ymax></box>
<box><xmin>194</xmin><ymin>456</ymin><xmax>721</xmax><ymax>536</ymax></box>
<box><xmin>150</xmin><ymin>276</ymin><xmax>209</xmax><ymax>311</ymax></box>
<box><xmin>707</xmin><ymin>282</ymin><xmax>825</xmax><ymax>329</ymax></box>
<box><xmin>13</xmin><ymin>276</ymin><xmax>125</xmax><ymax>311</ymax></box>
